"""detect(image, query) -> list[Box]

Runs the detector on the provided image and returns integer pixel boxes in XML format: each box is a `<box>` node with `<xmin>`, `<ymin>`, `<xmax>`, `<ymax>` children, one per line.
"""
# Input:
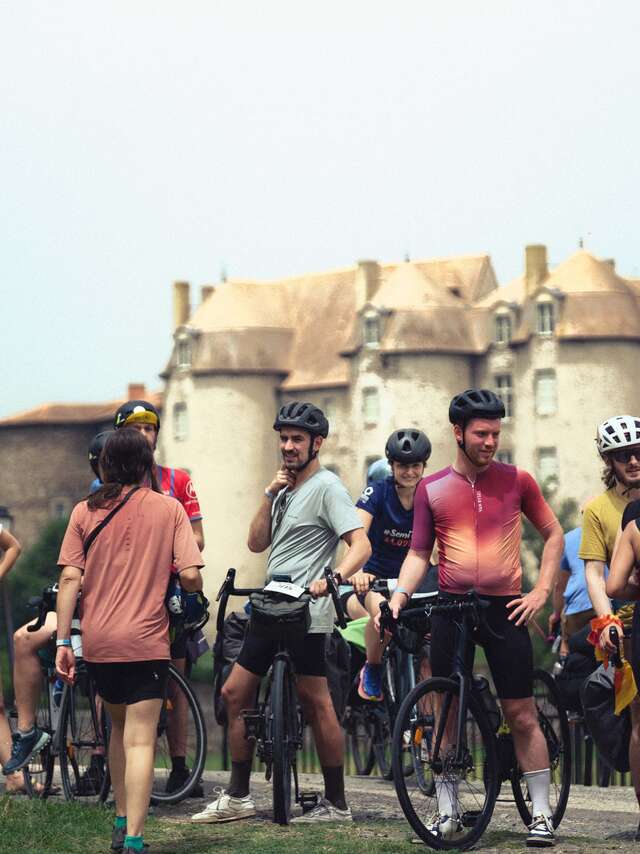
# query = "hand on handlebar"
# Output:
<box><xmin>350</xmin><ymin>570</ymin><xmax>375</xmax><ymax>597</ymax></box>
<box><xmin>309</xmin><ymin>578</ymin><xmax>329</xmax><ymax>598</ymax></box>
<box><xmin>55</xmin><ymin>647</ymin><xmax>76</xmax><ymax>685</ymax></box>
<box><xmin>600</xmin><ymin>621</ymin><xmax>622</xmax><ymax>653</ymax></box>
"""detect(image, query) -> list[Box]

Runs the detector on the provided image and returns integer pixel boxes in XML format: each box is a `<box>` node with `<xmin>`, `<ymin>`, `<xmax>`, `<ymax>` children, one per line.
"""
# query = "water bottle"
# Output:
<box><xmin>71</xmin><ymin>618</ymin><xmax>83</xmax><ymax>658</ymax></box>
<box><xmin>50</xmin><ymin>678</ymin><xmax>64</xmax><ymax>731</ymax></box>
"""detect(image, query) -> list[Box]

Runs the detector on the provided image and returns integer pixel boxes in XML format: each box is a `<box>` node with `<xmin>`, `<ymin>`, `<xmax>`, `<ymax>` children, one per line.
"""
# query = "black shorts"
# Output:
<box><xmin>86</xmin><ymin>660</ymin><xmax>169</xmax><ymax>705</ymax></box>
<box><xmin>430</xmin><ymin>595</ymin><xmax>533</xmax><ymax>700</ymax></box>
<box><xmin>236</xmin><ymin>627</ymin><xmax>327</xmax><ymax>677</ymax></box>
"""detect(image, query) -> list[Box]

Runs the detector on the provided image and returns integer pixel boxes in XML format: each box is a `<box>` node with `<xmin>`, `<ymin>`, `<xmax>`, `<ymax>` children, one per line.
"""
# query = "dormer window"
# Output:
<box><xmin>536</xmin><ymin>301</ymin><xmax>555</xmax><ymax>335</ymax></box>
<box><xmin>494</xmin><ymin>312</ymin><xmax>512</xmax><ymax>345</ymax></box>
<box><xmin>176</xmin><ymin>336</ymin><xmax>192</xmax><ymax>369</ymax></box>
<box><xmin>363</xmin><ymin>313</ymin><xmax>380</xmax><ymax>348</ymax></box>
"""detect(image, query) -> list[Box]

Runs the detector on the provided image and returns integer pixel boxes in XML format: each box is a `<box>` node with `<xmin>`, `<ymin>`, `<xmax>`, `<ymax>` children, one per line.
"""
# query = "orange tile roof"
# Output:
<box><xmin>0</xmin><ymin>391</ymin><xmax>163</xmax><ymax>427</ymax></box>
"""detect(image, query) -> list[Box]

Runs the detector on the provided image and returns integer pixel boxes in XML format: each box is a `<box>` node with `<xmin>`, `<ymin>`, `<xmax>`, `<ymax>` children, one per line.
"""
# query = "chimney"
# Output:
<box><xmin>356</xmin><ymin>259</ymin><xmax>380</xmax><ymax>307</ymax></box>
<box><xmin>173</xmin><ymin>281</ymin><xmax>190</xmax><ymax>329</ymax></box>
<box><xmin>128</xmin><ymin>383</ymin><xmax>147</xmax><ymax>400</ymax></box>
<box><xmin>201</xmin><ymin>285</ymin><xmax>215</xmax><ymax>303</ymax></box>
<box><xmin>524</xmin><ymin>245</ymin><xmax>548</xmax><ymax>297</ymax></box>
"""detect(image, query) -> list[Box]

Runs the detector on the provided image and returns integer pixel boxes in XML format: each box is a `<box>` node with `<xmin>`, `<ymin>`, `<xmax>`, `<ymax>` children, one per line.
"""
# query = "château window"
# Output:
<box><xmin>537</xmin><ymin>447</ymin><xmax>558</xmax><ymax>486</ymax></box>
<box><xmin>362</xmin><ymin>387</ymin><xmax>380</xmax><ymax>424</ymax></box>
<box><xmin>495</xmin><ymin>374</ymin><xmax>513</xmax><ymax>419</ymax></box>
<box><xmin>536</xmin><ymin>302</ymin><xmax>555</xmax><ymax>335</ymax></box>
<box><xmin>494</xmin><ymin>313</ymin><xmax>512</xmax><ymax>345</ymax></box>
<box><xmin>176</xmin><ymin>337</ymin><xmax>192</xmax><ymax>369</ymax></box>
<box><xmin>173</xmin><ymin>402</ymin><xmax>188</xmax><ymax>441</ymax></box>
<box><xmin>363</xmin><ymin>314</ymin><xmax>380</xmax><ymax>348</ymax></box>
<box><xmin>535</xmin><ymin>370</ymin><xmax>557</xmax><ymax>416</ymax></box>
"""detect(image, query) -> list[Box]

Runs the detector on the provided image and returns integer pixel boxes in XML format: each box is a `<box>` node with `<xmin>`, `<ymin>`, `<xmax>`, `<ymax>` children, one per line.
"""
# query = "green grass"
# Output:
<box><xmin>0</xmin><ymin>797</ymin><xmax>410</xmax><ymax>853</ymax></box>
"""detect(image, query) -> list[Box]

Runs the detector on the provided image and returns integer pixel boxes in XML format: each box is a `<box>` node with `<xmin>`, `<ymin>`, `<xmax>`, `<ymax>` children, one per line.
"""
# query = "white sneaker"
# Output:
<box><xmin>526</xmin><ymin>813</ymin><xmax>555</xmax><ymax>847</ymax></box>
<box><xmin>191</xmin><ymin>788</ymin><xmax>256</xmax><ymax>823</ymax></box>
<box><xmin>426</xmin><ymin>813</ymin><xmax>461</xmax><ymax>840</ymax></box>
<box><xmin>290</xmin><ymin>798</ymin><xmax>353</xmax><ymax>823</ymax></box>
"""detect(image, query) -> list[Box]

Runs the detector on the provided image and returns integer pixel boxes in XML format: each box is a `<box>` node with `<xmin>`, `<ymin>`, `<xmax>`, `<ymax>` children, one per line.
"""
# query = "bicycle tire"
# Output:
<box><xmin>271</xmin><ymin>657</ymin><xmax>297</xmax><ymax>825</ymax></box>
<box><xmin>392</xmin><ymin>676</ymin><xmax>499</xmax><ymax>851</ymax></box>
<box><xmin>150</xmin><ymin>664</ymin><xmax>207</xmax><ymax>805</ymax></box>
<box><xmin>510</xmin><ymin>667</ymin><xmax>571</xmax><ymax>829</ymax></box>
<box><xmin>21</xmin><ymin>683</ymin><xmax>55</xmax><ymax>800</ymax></box>
<box><xmin>58</xmin><ymin>676</ymin><xmax>111</xmax><ymax>804</ymax></box>
<box><xmin>347</xmin><ymin>706</ymin><xmax>376</xmax><ymax>776</ymax></box>
<box><xmin>378</xmin><ymin>651</ymin><xmax>415</xmax><ymax>780</ymax></box>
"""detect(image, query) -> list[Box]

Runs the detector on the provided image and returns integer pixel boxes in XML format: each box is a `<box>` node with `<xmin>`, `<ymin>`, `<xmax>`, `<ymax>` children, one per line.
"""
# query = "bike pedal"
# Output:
<box><xmin>300</xmin><ymin>792</ymin><xmax>319</xmax><ymax>814</ymax></box>
<box><xmin>241</xmin><ymin>710</ymin><xmax>262</xmax><ymax>740</ymax></box>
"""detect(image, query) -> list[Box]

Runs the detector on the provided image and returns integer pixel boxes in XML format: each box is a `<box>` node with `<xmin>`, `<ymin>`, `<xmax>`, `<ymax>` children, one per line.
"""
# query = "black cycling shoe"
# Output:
<box><xmin>165</xmin><ymin>766</ymin><xmax>204</xmax><ymax>797</ymax></box>
<box><xmin>3</xmin><ymin>728</ymin><xmax>50</xmax><ymax>775</ymax></box>
<box><xmin>111</xmin><ymin>825</ymin><xmax>126</xmax><ymax>851</ymax></box>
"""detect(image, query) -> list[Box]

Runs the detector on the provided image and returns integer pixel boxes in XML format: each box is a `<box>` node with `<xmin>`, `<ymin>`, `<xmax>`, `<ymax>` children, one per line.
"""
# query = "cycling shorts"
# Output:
<box><xmin>430</xmin><ymin>594</ymin><xmax>533</xmax><ymax>700</ymax></box>
<box><xmin>237</xmin><ymin>627</ymin><xmax>327</xmax><ymax>678</ymax></box>
<box><xmin>86</xmin><ymin>660</ymin><xmax>169</xmax><ymax>705</ymax></box>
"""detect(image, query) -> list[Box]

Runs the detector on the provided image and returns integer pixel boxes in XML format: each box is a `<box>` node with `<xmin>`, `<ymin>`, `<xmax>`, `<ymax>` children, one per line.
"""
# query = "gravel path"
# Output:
<box><xmin>155</xmin><ymin>771</ymin><xmax>640</xmax><ymax>851</ymax></box>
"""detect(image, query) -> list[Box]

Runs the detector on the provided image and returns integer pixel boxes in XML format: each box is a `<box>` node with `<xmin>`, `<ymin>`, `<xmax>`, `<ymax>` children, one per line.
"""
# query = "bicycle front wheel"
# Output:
<box><xmin>58</xmin><ymin>673</ymin><xmax>110</xmax><ymax>804</ymax></box>
<box><xmin>392</xmin><ymin>677</ymin><xmax>499</xmax><ymax>851</ymax></box>
<box><xmin>150</xmin><ymin>664</ymin><xmax>207</xmax><ymax>805</ymax></box>
<box><xmin>346</xmin><ymin>705</ymin><xmax>376</xmax><ymax>776</ymax></box>
<box><xmin>510</xmin><ymin>667</ymin><xmax>571</xmax><ymax>829</ymax></box>
<box><xmin>271</xmin><ymin>658</ymin><xmax>299</xmax><ymax>825</ymax></box>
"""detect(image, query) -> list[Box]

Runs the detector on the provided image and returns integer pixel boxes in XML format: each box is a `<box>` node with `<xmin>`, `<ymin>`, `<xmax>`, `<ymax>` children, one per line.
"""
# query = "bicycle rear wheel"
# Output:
<box><xmin>346</xmin><ymin>705</ymin><xmax>376</xmax><ymax>776</ymax></box>
<box><xmin>271</xmin><ymin>657</ymin><xmax>299</xmax><ymax>825</ymax></box>
<box><xmin>20</xmin><ymin>684</ymin><xmax>55</xmax><ymax>800</ymax></box>
<box><xmin>58</xmin><ymin>670</ymin><xmax>110</xmax><ymax>804</ymax></box>
<box><xmin>150</xmin><ymin>664</ymin><xmax>207</xmax><ymax>805</ymax></box>
<box><xmin>392</xmin><ymin>677</ymin><xmax>499</xmax><ymax>851</ymax></box>
<box><xmin>511</xmin><ymin>668</ymin><xmax>571</xmax><ymax>829</ymax></box>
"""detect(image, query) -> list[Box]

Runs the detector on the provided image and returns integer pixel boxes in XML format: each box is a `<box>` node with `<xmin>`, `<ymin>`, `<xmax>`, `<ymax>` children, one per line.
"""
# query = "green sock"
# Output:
<box><xmin>114</xmin><ymin>816</ymin><xmax>127</xmax><ymax>829</ymax></box>
<box><xmin>123</xmin><ymin>836</ymin><xmax>143</xmax><ymax>851</ymax></box>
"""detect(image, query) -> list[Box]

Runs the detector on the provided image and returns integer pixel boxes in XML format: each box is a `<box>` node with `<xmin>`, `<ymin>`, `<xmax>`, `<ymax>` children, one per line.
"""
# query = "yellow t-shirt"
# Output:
<box><xmin>579</xmin><ymin>487</ymin><xmax>634</xmax><ymax>627</ymax></box>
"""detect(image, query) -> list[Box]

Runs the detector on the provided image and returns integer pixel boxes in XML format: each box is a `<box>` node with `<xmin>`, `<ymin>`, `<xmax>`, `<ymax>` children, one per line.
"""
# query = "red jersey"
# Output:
<box><xmin>156</xmin><ymin>465</ymin><xmax>203</xmax><ymax>523</ymax></box>
<box><xmin>411</xmin><ymin>462</ymin><xmax>557</xmax><ymax>596</ymax></box>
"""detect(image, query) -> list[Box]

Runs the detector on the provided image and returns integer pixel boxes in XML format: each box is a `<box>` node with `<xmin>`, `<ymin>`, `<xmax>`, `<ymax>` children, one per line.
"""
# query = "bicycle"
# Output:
<box><xmin>23</xmin><ymin>585</ymin><xmax>110</xmax><ymax>803</ymax></box>
<box><xmin>215</xmin><ymin>566</ymin><xmax>346</xmax><ymax>825</ymax></box>
<box><xmin>344</xmin><ymin>579</ymin><xmax>433</xmax><ymax>779</ymax></box>
<box><xmin>380</xmin><ymin>593</ymin><xmax>571</xmax><ymax>850</ymax></box>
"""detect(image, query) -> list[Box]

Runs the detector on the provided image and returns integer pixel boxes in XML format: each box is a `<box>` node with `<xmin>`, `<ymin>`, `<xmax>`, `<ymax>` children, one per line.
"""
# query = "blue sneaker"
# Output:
<box><xmin>357</xmin><ymin>664</ymin><xmax>383</xmax><ymax>702</ymax></box>
<box><xmin>3</xmin><ymin>728</ymin><xmax>51</xmax><ymax>775</ymax></box>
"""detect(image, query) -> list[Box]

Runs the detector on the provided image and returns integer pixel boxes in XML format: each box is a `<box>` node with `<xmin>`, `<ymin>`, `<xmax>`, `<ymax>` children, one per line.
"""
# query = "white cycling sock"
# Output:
<box><xmin>523</xmin><ymin>768</ymin><xmax>551</xmax><ymax>818</ymax></box>
<box><xmin>434</xmin><ymin>775</ymin><xmax>459</xmax><ymax>818</ymax></box>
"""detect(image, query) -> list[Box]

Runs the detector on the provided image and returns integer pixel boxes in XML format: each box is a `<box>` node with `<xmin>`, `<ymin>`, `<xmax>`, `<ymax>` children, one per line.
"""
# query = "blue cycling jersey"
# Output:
<box><xmin>356</xmin><ymin>476</ymin><xmax>414</xmax><ymax>578</ymax></box>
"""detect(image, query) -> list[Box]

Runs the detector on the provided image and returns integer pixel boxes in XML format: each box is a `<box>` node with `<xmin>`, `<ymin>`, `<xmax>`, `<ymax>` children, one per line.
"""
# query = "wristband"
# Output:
<box><xmin>56</xmin><ymin>638</ymin><xmax>72</xmax><ymax>647</ymax></box>
<box><xmin>395</xmin><ymin>586</ymin><xmax>411</xmax><ymax>603</ymax></box>
<box><xmin>264</xmin><ymin>488</ymin><xmax>275</xmax><ymax>500</ymax></box>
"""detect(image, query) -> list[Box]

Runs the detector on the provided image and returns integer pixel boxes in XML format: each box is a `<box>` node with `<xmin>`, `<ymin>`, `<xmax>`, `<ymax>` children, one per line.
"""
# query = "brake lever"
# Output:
<box><xmin>378</xmin><ymin>600</ymin><xmax>395</xmax><ymax>643</ymax></box>
<box><xmin>216</xmin><ymin>568</ymin><xmax>236</xmax><ymax>602</ymax></box>
<box><xmin>324</xmin><ymin>567</ymin><xmax>347</xmax><ymax>629</ymax></box>
<box><xmin>609</xmin><ymin>625</ymin><xmax>623</xmax><ymax>669</ymax></box>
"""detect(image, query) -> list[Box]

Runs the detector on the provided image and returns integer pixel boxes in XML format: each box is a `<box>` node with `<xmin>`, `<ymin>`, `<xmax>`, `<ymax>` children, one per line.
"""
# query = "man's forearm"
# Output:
<box><xmin>56</xmin><ymin>570</ymin><xmax>82</xmax><ymax>639</ymax></box>
<box><xmin>585</xmin><ymin>560</ymin><xmax>611</xmax><ymax>616</ymax></box>
<box><xmin>336</xmin><ymin>539</ymin><xmax>371</xmax><ymax>581</ymax></box>
<box><xmin>398</xmin><ymin>549</ymin><xmax>431</xmax><ymax>596</ymax></box>
<box><xmin>536</xmin><ymin>527</ymin><xmax>563</xmax><ymax>597</ymax></box>
<box><xmin>247</xmin><ymin>498</ymin><xmax>273</xmax><ymax>553</ymax></box>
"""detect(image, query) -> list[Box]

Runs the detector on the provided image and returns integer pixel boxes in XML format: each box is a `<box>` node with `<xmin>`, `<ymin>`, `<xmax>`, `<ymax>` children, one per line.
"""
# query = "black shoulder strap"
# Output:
<box><xmin>83</xmin><ymin>486</ymin><xmax>141</xmax><ymax>559</ymax></box>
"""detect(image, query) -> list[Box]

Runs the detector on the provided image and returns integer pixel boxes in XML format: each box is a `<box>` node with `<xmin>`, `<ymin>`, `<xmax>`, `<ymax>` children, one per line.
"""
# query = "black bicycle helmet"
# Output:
<box><xmin>88</xmin><ymin>430</ymin><xmax>114</xmax><ymax>478</ymax></box>
<box><xmin>114</xmin><ymin>399</ymin><xmax>161</xmax><ymax>431</ymax></box>
<box><xmin>273</xmin><ymin>401</ymin><xmax>329</xmax><ymax>438</ymax></box>
<box><xmin>385</xmin><ymin>428</ymin><xmax>432</xmax><ymax>464</ymax></box>
<box><xmin>448</xmin><ymin>389</ymin><xmax>505</xmax><ymax>426</ymax></box>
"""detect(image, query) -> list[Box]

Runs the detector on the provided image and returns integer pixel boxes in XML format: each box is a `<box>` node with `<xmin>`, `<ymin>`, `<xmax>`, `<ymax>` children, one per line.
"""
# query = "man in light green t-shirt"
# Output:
<box><xmin>192</xmin><ymin>402</ymin><xmax>371</xmax><ymax>827</ymax></box>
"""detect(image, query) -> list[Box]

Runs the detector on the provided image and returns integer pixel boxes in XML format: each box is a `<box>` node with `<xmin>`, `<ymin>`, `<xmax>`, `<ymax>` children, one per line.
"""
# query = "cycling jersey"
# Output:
<box><xmin>411</xmin><ymin>462</ymin><xmax>556</xmax><ymax>596</ymax></box>
<box><xmin>356</xmin><ymin>476</ymin><xmax>413</xmax><ymax>578</ymax></box>
<box><xmin>156</xmin><ymin>465</ymin><xmax>202</xmax><ymax>523</ymax></box>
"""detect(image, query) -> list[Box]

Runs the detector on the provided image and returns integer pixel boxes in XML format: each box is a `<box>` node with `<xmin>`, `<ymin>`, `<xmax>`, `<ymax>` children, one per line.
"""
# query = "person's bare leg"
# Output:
<box><xmin>363</xmin><ymin>592</ymin><xmax>388</xmax><ymax>666</ymax></box>
<box><xmin>104</xmin><ymin>702</ymin><xmax>127</xmax><ymax>819</ymax></box>
<box><xmin>122</xmin><ymin>698</ymin><xmax>163</xmax><ymax>838</ymax></box>
<box><xmin>221</xmin><ymin>663</ymin><xmax>262</xmax><ymax>763</ymax></box>
<box><xmin>624</xmin><ymin>639</ymin><xmax>640</xmax><ymax>808</ymax></box>
<box><xmin>298</xmin><ymin>676</ymin><xmax>347</xmax><ymax>809</ymax></box>
<box><xmin>167</xmin><ymin>657</ymin><xmax>187</xmax><ymax>759</ymax></box>
<box><xmin>13</xmin><ymin>613</ymin><xmax>57</xmax><ymax>731</ymax></box>
<box><xmin>345</xmin><ymin>594</ymin><xmax>367</xmax><ymax>620</ymax></box>
<box><xmin>501</xmin><ymin>697</ymin><xmax>550</xmax><ymax>771</ymax></box>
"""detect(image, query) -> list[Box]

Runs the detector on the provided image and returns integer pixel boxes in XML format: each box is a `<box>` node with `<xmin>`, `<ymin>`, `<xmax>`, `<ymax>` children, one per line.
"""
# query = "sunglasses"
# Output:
<box><xmin>609</xmin><ymin>447</ymin><xmax>640</xmax><ymax>464</ymax></box>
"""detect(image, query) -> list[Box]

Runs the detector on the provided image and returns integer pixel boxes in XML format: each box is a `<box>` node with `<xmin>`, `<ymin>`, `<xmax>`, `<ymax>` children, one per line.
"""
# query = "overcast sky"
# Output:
<box><xmin>2</xmin><ymin>1</ymin><xmax>639</xmax><ymax>418</ymax></box>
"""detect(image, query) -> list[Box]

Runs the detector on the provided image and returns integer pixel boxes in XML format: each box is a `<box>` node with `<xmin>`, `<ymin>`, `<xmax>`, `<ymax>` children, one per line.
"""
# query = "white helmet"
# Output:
<box><xmin>596</xmin><ymin>415</ymin><xmax>640</xmax><ymax>455</ymax></box>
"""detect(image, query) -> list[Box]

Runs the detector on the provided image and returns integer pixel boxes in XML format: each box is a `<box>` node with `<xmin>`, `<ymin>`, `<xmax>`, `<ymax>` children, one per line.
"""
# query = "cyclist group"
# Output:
<box><xmin>3</xmin><ymin>387</ymin><xmax>640</xmax><ymax>850</ymax></box>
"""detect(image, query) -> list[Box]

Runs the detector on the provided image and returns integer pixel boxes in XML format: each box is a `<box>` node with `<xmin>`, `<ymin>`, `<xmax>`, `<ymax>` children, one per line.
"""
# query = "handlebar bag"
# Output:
<box><xmin>580</xmin><ymin>662</ymin><xmax>631</xmax><ymax>772</ymax></box>
<box><xmin>249</xmin><ymin>591</ymin><xmax>311</xmax><ymax>642</ymax></box>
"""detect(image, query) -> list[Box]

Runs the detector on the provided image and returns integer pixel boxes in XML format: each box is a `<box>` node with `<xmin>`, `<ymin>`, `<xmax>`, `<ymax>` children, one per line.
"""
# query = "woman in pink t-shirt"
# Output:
<box><xmin>55</xmin><ymin>429</ymin><xmax>204</xmax><ymax>854</ymax></box>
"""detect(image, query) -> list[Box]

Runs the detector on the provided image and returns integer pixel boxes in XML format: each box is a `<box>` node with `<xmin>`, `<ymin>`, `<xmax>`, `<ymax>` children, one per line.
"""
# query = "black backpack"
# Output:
<box><xmin>325</xmin><ymin>628</ymin><xmax>351</xmax><ymax>723</ymax></box>
<box><xmin>580</xmin><ymin>663</ymin><xmax>631</xmax><ymax>772</ymax></box>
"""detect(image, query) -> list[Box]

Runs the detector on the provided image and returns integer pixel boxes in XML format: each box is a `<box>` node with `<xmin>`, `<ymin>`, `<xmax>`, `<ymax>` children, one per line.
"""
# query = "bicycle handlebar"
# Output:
<box><xmin>215</xmin><ymin>566</ymin><xmax>347</xmax><ymax>633</ymax></box>
<box><xmin>27</xmin><ymin>585</ymin><xmax>58</xmax><ymax>634</ymax></box>
<box><xmin>379</xmin><ymin>592</ymin><xmax>504</xmax><ymax>644</ymax></box>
